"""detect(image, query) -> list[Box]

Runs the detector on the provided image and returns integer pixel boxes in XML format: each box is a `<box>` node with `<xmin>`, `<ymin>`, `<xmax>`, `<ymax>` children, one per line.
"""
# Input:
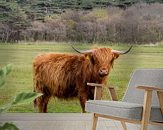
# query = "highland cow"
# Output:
<box><xmin>33</xmin><ymin>46</ymin><xmax>132</xmax><ymax>113</ymax></box>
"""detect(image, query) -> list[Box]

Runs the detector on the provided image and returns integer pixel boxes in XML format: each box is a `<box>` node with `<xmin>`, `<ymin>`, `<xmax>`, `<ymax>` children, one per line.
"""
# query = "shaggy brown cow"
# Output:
<box><xmin>33</xmin><ymin>46</ymin><xmax>132</xmax><ymax>113</ymax></box>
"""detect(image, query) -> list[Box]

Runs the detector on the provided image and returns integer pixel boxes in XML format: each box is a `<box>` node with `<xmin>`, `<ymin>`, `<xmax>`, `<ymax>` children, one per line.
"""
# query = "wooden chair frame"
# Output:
<box><xmin>87</xmin><ymin>83</ymin><xmax>163</xmax><ymax>130</ymax></box>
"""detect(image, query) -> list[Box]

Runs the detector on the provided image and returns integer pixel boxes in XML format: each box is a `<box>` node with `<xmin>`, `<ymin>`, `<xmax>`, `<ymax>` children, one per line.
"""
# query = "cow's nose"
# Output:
<box><xmin>98</xmin><ymin>69</ymin><xmax>109</xmax><ymax>77</ymax></box>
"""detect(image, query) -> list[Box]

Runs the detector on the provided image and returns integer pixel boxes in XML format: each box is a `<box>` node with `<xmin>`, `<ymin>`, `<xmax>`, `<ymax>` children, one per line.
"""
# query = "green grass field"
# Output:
<box><xmin>0</xmin><ymin>43</ymin><xmax>163</xmax><ymax>113</ymax></box>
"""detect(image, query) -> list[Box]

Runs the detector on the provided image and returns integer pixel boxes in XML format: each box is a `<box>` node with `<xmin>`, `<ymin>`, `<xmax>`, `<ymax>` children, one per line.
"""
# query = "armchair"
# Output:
<box><xmin>86</xmin><ymin>69</ymin><xmax>163</xmax><ymax>130</ymax></box>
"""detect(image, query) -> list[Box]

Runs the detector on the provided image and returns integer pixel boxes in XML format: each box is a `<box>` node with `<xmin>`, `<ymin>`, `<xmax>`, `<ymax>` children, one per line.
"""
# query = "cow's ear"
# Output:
<box><xmin>112</xmin><ymin>52</ymin><xmax>119</xmax><ymax>59</ymax></box>
<box><xmin>85</xmin><ymin>54</ymin><xmax>95</xmax><ymax>64</ymax></box>
<box><xmin>111</xmin><ymin>53</ymin><xmax>119</xmax><ymax>68</ymax></box>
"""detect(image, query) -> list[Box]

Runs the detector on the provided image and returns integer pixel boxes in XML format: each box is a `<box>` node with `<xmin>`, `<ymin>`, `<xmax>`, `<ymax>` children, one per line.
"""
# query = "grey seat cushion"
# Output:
<box><xmin>86</xmin><ymin>100</ymin><xmax>163</xmax><ymax>122</ymax></box>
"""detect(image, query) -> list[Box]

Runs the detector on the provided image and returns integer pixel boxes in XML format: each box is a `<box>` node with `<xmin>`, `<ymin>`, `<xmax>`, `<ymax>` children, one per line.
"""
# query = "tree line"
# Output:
<box><xmin>0</xmin><ymin>1</ymin><xmax>163</xmax><ymax>43</ymax></box>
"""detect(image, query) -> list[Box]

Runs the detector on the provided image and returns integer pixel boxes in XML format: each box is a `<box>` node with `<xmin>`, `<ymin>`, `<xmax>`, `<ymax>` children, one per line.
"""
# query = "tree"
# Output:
<box><xmin>0</xmin><ymin>0</ymin><xmax>28</xmax><ymax>42</ymax></box>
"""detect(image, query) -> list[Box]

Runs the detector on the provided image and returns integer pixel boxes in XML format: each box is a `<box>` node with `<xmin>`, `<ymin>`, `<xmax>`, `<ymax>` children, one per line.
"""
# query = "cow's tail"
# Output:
<box><xmin>33</xmin><ymin>63</ymin><xmax>37</xmax><ymax>109</ymax></box>
<box><xmin>33</xmin><ymin>89</ymin><xmax>37</xmax><ymax>108</ymax></box>
<box><xmin>33</xmin><ymin>79</ymin><xmax>37</xmax><ymax>108</ymax></box>
<box><xmin>33</xmin><ymin>78</ymin><xmax>44</xmax><ymax>110</ymax></box>
<box><xmin>33</xmin><ymin>73</ymin><xmax>40</xmax><ymax>109</ymax></box>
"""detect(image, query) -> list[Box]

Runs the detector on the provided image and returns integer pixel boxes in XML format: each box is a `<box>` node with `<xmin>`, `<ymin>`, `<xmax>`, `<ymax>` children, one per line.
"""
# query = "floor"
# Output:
<box><xmin>0</xmin><ymin>113</ymin><xmax>140</xmax><ymax>130</ymax></box>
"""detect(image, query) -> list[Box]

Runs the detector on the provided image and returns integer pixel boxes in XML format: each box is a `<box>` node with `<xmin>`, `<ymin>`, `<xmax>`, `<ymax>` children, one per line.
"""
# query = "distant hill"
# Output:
<box><xmin>1</xmin><ymin>0</ymin><xmax>163</xmax><ymax>21</ymax></box>
<box><xmin>2</xmin><ymin>0</ymin><xmax>163</xmax><ymax>21</ymax></box>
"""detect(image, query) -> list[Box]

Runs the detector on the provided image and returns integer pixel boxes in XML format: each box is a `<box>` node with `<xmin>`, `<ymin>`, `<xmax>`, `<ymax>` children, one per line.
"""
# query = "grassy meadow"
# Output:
<box><xmin>0</xmin><ymin>43</ymin><xmax>163</xmax><ymax>113</ymax></box>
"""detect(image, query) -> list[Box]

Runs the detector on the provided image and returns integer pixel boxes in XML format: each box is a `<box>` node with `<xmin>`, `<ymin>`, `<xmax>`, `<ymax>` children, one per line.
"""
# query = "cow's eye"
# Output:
<box><xmin>110</xmin><ymin>59</ymin><xmax>115</xmax><ymax>68</ymax></box>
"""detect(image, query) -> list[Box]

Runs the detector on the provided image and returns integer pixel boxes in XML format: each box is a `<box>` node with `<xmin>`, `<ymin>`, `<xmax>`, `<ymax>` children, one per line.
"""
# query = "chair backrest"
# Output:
<box><xmin>123</xmin><ymin>69</ymin><xmax>163</xmax><ymax>107</ymax></box>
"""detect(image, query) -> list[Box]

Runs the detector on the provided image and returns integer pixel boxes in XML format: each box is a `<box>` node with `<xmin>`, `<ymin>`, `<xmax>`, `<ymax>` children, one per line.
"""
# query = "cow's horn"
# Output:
<box><xmin>111</xmin><ymin>46</ymin><xmax>132</xmax><ymax>55</ymax></box>
<box><xmin>71</xmin><ymin>46</ymin><xmax>93</xmax><ymax>54</ymax></box>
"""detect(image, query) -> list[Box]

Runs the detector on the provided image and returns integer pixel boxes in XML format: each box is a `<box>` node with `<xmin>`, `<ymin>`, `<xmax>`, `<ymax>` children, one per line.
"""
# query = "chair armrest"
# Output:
<box><xmin>87</xmin><ymin>83</ymin><xmax>104</xmax><ymax>87</ymax></box>
<box><xmin>87</xmin><ymin>83</ymin><xmax>104</xmax><ymax>100</ymax></box>
<box><xmin>137</xmin><ymin>86</ymin><xmax>163</xmax><ymax>92</ymax></box>
<box><xmin>87</xmin><ymin>83</ymin><xmax>118</xmax><ymax>101</ymax></box>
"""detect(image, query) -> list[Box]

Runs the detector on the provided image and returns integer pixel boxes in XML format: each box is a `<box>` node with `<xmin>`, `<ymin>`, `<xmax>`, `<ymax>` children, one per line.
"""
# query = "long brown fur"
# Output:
<box><xmin>33</xmin><ymin>48</ymin><xmax>119</xmax><ymax>113</ymax></box>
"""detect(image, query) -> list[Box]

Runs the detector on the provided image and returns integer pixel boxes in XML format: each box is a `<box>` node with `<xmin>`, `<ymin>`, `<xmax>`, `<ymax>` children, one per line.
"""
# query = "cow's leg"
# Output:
<box><xmin>34</xmin><ymin>81</ymin><xmax>51</xmax><ymax>113</ymax></box>
<box><xmin>33</xmin><ymin>80</ymin><xmax>44</xmax><ymax>112</ymax></box>
<box><xmin>41</xmin><ymin>86</ymin><xmax>51</xmax><ymax>113</ymax></box>
<box><xmin>79</xmin><ymin>96</ymin><xmax>87</xmax><ymax>113</ymax></box>
<box><xmin>37</xmin><ymin>97</ymin><xmax>44</xmax><ymax>112</ymax></box>
<box><xmin>42</xmin><ymin>95</ymin><xmax>51</xmax><ymax>113</ymax></box>
<box><xmin>36</xmin><ymin>93</ymin><xmax>51</xmax><ymax>113</ymax></box>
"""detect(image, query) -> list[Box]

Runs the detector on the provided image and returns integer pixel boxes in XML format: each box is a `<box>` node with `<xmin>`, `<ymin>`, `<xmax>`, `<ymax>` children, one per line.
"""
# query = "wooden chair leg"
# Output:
<box><xmin>121</xmin><ymin>121</ymin><xmax>127</xmax><ymax>130</ymax></box>
<box><xmin>92</xmin><ymin>113</ymin><xmax>98</xmax><ymax>130</ymax></box>
<box><xmin>157</xmin><ymin>91</ymin><xmax>163</xmax><ymax>114</ymax></box>
<box><xmin>141</xmin><ymin>90</ymin><xmax>152</xmax><ymax>130</ymax></box>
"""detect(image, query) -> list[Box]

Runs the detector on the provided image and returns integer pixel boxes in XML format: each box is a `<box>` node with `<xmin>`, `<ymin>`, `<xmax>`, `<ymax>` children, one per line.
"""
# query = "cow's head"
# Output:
<box><xmin>72</xmin><ymin>46</ymin><xmax>132</xmax><ymax>78</ymax></box>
